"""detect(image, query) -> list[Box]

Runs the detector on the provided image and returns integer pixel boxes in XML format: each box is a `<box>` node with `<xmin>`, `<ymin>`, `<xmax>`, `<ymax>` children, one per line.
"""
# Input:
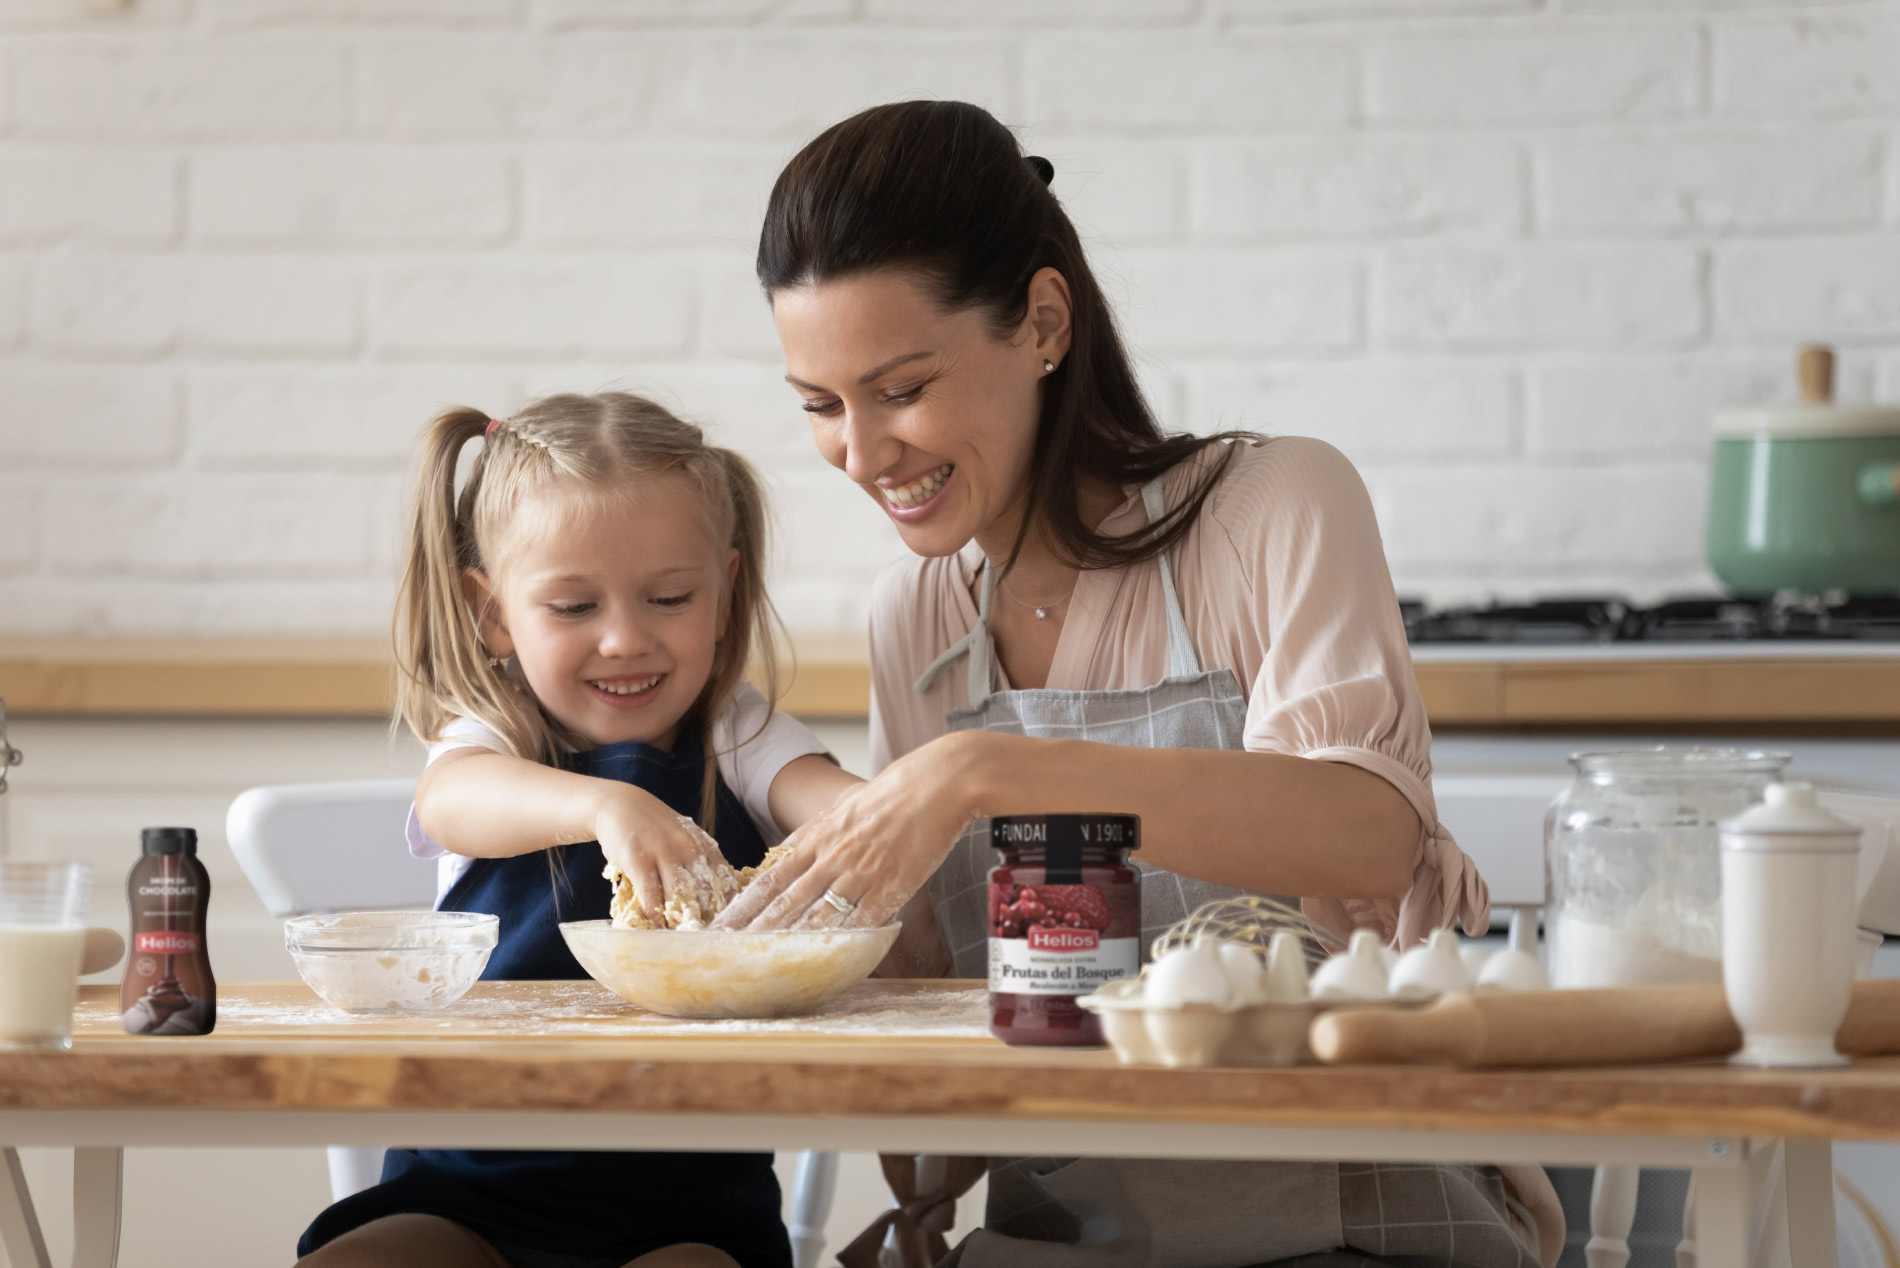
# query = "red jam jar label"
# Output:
<box><xmin>988</xmin><ymin>881</ymin><xmax>1138</xmax><ymax>995</ymax></box>
<box><xmin>987</xmin><ymin>813</ymin><xmax>1140</xmax><ymax>1047</ymax></box>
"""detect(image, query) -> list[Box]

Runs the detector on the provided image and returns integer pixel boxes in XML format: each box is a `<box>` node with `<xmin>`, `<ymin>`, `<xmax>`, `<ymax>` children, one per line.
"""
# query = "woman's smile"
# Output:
<box><xmin>879</xmin><ymin>462</ymin><xmax>955</xmax><ymax>519</ymax></box>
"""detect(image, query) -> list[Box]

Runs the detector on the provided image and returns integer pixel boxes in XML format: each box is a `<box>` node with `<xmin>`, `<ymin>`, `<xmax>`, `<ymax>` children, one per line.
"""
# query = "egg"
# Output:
<box><xmin>1145</xmin><ymin>938</ymin><xmax>1233</xmax><ymax>1010</ymax></box>
<box><xmin>1389</xmin><ymin>929</ymin><xmax>1474</xmax><ymax>999</ymax></box>
<box><xmin>1216</xmin><ymin>941</ymin><xmax>1266</xmax><ymax>1005</ymax></box>
<box><xmin>1310</xmin><ymin>928</ymin><xmax>1389</xmax><ymax>1001</ymax></box>
<box><xmin>1476</xmin><ymin>948</ymin><xmax>1551</xmax><ymax>993</ymax></box>
<box><xmin>1262</xmin><ymin>929</ymin><xmax>1310</xmax><ymax>1003</ymax></box>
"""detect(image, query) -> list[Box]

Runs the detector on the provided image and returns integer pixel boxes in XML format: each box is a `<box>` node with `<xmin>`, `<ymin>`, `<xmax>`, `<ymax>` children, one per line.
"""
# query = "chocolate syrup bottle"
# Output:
<box><xmin>122</xmin><ymin>827</ymin><xmax>215</xmax><ymax>1036</ymax></box>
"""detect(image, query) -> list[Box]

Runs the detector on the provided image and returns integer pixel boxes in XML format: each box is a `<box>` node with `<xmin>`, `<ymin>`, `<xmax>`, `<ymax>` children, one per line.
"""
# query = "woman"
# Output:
<box><xmin>716</xmin><ymin>101</ymin><xmax>1562</xmax><ymax>1268</ymax></box>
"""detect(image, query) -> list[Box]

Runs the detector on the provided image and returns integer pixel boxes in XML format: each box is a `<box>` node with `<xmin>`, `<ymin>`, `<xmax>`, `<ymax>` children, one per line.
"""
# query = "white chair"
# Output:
<box><xmin>226</xmin><ymin>780</ymin><xmax>841</xmax><ymax>1268</ymax></box>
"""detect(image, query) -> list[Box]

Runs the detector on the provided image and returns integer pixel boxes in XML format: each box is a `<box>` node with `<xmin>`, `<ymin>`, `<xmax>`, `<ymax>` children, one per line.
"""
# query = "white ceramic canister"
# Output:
<box><xmin>1720</xmin><ymin>782</ymin><xmax>1863</xmax><ymax>1068</ymax></box>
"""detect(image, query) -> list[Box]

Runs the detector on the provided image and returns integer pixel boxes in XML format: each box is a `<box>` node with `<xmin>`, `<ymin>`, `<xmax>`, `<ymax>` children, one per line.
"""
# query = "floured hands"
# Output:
<box><xmin>711</xmin><ymin>733</ymin><xmax>984</xmax><ymax>932</ymax></box>
<box><xmin>593</xmin><ymin>785</ymin><xmax>731</xmax><ymax>922</ymax></box>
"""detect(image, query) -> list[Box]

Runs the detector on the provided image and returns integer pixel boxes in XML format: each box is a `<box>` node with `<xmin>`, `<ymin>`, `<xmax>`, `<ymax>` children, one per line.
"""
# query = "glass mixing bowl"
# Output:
<box><xmin>285</xmin><ymin>910</ymin><xmax>498</xmax><ymax>1012</ymax></box>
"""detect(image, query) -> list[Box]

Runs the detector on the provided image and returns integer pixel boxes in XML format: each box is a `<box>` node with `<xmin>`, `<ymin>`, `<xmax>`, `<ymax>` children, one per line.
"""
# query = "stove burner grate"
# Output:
<box><xmin>1402</xmin><ymin>596</ymin><xmax>1900</xmax><ymax>644</ymax></box>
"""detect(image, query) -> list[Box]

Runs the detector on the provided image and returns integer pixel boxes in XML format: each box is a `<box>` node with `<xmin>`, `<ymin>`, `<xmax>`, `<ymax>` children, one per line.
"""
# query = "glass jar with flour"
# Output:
<box><xmin>1545</xmin><ymin>748</ymin><xmax>1788</xmax><ymax>989</ymax></box>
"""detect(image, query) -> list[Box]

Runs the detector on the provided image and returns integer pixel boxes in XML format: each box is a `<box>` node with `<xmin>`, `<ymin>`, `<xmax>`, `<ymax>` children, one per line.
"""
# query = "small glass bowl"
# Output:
<box><xmin>285</xmin><ymin>910</ymin><xmax>498</xmax><ymax>1013</ymax></box>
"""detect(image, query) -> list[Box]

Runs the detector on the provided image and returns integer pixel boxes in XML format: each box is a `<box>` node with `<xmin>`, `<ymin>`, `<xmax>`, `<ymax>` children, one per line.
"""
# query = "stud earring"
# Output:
<box><xmin>1043</xmin><ymin>360</ymin><xmax>1056</xmax><ymax>373</ymax></box>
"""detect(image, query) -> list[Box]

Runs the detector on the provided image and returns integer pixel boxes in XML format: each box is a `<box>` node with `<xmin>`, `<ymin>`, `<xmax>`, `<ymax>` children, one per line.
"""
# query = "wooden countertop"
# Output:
<box><xmin>8</xmin><ymin>639</ymin><xmax>1900</xmax><ymax>729</ymax></box>
<box><xmin>13</xmin><ymin>981</ymin><xmax>1900</xmax><ymax>1143</ymax></box>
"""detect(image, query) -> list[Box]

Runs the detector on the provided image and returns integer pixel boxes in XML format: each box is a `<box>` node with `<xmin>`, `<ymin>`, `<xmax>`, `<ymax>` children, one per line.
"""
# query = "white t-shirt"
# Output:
<box><xmin>405</xmin><ymin>682</ymin><xmax>832</xmax><ymax>905</ymax></box>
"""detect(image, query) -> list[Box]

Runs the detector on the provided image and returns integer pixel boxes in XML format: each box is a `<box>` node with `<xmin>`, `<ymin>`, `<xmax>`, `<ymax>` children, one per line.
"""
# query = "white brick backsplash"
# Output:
<box><xmin>4</xmin><ymin>10</ymin><xmax>1899</xmax><ymax>638</ymax></box>
<box><xmin>1717</xmin><ymin>239</ymin><xmax>1900</xmax><ymax>340</ymax></box>
<box><xmin>0</xmin><ymin>368</ymin><xmax>182</xmax><ymax>465</ymax></box>
<box><xmin>0</xmin><ymin>261</ymin><xmax>25</xmax><ymax>349</ymax></box>
<box><xmin>43</xmin><ymin>473</ymin><xmax>398</xmax><ymax>578</ymax></box>
<box><xmin>1543</xmin><ymin>132</ymin><xmax>1883</xmax><ymax>234</ymax></box>
<box><xmin>191</xmin><ymin>148</ymin><xmax>514</xmax><ymax>248</ymax></box>
<box><xmin>0</xmin><ymin>149</ymin><xmax>177</xmax><ymax>246</ymax></box>
<box><xmin>1716</xmin><ymin>16</ymin><xmax>1900</xmax><ymax>120</ymax></box>
<box><xmin>636</xmin><ymin>35</ymin><xmax>1016</xmax><ymax>139</ymax></box>
<box><xmin>358</xmin><ymin>36</ymin><xmax>555</xmax><ymax>139</ymax></box>
<box><xmin>1381</xmin><ymin>245</ymin><xmax>1702</xmax><ymax>350</ymax></box>
<box><xmin>0</xmin><ymin>576</ymin><xmax>401</xmax><ymax>636</ymax></box>
<box><xmin>191</xmin><ymin>367</ymin><xmax>523</xmax><ymax>465</ymax></box>
<box><xmin>31</xmin><ymin>253</ymin><xmax>181</xmax><ymax>354</ymax></box>
<box><xmin>1525</xmin><ymin>353</ymin><xmax>1824</xmax><ymax>459</ymax></box>
<box><xmin>203</xmin><ymin>0</ymin><xmax>521</xmax><ymax>27</ymax></box>
<box><xmin>1370</xmin><ymin>463</ymin><xmax>1707</xmax><ymax>572</ymax></box>
<box><xmin>1193</xmin><ymin>137</ymin><xmax>1521</xmax><ymax>240</ymax></box>
<box><xmin>704</xmin><ymin>260</ymin><xmax>782</xmax><ymax>357</ymax></box>
<box><xmin>0</xmin><ymin>481</ymin><xmax>37</xmax><ymax>575</ymax></box>
<box><xmin>185</xmin><ymin>257</ymin><xmax>360</xmax><ymax>356</ymax></box>
<box><xmin>1031</xmin><ymin>139</ymin><xmax>1182</xmax><ymax>245</ymax></box>
<box><xmin>0</xmin><ymin>1</ymin><xmax>192</xmax><ymax>29</ymax></box>
<box><xmin>1370</xmin><ymin>27</ymin><xmax>1699</xmax><ymax>125</ymax></box>
<box><xmin>1120</xmin><ymin>249</ymin><xmax>1362</xmax><ymax>353</ymax></box>
<box><xmin>766</xmin><ymin>465</ymin><xmax>907</xmax><ymax>587</ymax></box>
<box><xmin>371</xmin><ymin>258</ymin><xmax>695</xmax><ymax>357</ymax></box>
<box><xmin>1224</xmin><ymin>0</ymin><xmax>1533</xmax><ymax>15</ymax></box>
<box><xmin>16</xmin><ymin>37</ymin><xmax>349</xmax><ymax>139</ymax></box>
<box><xmin>536</xmin><ymin>0</ymin><xmax>853</xmax><ymax>26</ymax></box>
<box><xmin>865</xmin><ymin>0</ymin><xmax>1198</xmax><ymax>23</ymax></box>
<box><xmin>1026</xmin><ymin>36</ymin><xmax>1355</xmax><ymax>132</ymax></box>
<box><xmin>1182</xmin><ymin>361</ymin><xmax>1517</xmax><ymax>461</ymax></box>
<box><xmin>525</xmin><ymin>144</ymin><xmax>781</xmax><ymax>248</ymax></box>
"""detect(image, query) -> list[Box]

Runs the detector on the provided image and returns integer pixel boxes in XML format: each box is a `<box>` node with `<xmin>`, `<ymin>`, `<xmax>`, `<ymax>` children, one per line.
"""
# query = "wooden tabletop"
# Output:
<box><xmin>9</xmin><ymin>638</ymin><xmax>1900</xmax><ymax>729</ymax></box>
<box><xmin>10</xmin><ymin>982</ymin><xmax>1900</xmax><ymax>1144</ymax></box>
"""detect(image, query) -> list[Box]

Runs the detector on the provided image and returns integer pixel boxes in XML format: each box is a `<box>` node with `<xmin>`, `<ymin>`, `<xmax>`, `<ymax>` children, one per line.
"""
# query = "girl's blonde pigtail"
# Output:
<box><xmin>394</xmin><ymin>407</ymin><xmax>515</xmax><ymax>753</ymax></box>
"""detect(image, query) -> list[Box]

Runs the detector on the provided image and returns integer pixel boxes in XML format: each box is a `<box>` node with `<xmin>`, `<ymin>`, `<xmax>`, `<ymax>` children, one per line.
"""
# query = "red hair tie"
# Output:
<box><xmin>484</xmin><ymin>418</ymin><xmax>502</xmax><ymax>439</ymax></box>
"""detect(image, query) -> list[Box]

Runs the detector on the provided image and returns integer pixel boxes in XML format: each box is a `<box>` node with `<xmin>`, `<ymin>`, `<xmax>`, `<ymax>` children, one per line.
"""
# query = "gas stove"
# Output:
<box><xmin>1402</xmin><ymin>596</ymin><xmax>1900</xmax><ymax>646</ymax></box>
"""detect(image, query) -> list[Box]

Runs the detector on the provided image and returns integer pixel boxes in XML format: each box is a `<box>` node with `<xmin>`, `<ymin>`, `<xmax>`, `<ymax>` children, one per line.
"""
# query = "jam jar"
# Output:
<box><xmin>987</xmin><ymin>812</ymin><xmax>1140</xmax><ymax>1046</ymax></box>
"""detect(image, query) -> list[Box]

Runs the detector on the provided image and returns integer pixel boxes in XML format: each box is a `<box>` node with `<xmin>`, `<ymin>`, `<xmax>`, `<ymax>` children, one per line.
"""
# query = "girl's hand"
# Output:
<box><xmin>711</xmin><ymin>733</ymin><xmax>984</xmax><ymax>931</ymax></box>
<box><xmin>592</xmin><ymin>784</ymin><xmax>730</xmax><ymax>920</ymax></box>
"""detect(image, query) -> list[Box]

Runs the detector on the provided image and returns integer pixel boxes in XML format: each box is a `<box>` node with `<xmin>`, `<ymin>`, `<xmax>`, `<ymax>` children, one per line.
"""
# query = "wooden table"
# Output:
<box><xmin>5</xmin><ymin>980</ymin><xmax>1895</xmax><ymax>1268</ymax></box>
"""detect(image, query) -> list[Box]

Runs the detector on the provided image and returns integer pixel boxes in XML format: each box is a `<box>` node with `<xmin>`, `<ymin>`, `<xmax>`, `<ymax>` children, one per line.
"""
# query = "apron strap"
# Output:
<box><xmin>914</xmin><ymin>477</ymin><xmax>1201</xmax><ymax>704</ymax></box>
<box><xmin>913</xmin><ymin>563</ymin><xmax>996</xmax><ymax>711</ymax></box>
<box><xmin>1140</xmin><ymin>477</ymin><xmax>1203</xmax><ymax>680</ymax></box>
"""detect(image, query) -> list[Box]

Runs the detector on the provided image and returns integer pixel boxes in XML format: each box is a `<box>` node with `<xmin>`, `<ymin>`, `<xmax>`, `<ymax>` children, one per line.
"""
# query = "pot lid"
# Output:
<box><xmin>1712</xmin><ymin>344</ymin><xmax>1900</xmax><ymax>439</ymax></box>
<box><xmin>1712</xmin><ymin>403</ymin><xmax>1900</xmax><ymax>439</ymax></box>
<box><xmin>1721</xmin><ymin>781</ymin><xmax>1862</xmax><ymax>849</ymax></box>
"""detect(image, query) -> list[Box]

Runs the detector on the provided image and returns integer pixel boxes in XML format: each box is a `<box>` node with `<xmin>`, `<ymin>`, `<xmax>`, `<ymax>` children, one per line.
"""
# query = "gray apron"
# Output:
<box><xmin>917</xmin><ymin>480</ymin><xmax>1535</xmax><ymax>1268</ymax></box>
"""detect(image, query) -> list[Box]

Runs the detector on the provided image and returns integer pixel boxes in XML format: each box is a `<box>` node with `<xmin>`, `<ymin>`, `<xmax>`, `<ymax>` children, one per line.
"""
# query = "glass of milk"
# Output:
<box><xmin>0</xmin><ymin>861</ymin><xmax>92</xmax><ymax>1051</ymax></box>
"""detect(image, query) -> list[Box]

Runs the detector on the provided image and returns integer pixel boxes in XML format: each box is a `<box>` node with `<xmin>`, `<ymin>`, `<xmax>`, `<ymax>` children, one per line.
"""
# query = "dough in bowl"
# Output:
<box><xmin>601</xmin><ymin>817</ymin><xmax>793</xmax><ymax>930</ymax></box>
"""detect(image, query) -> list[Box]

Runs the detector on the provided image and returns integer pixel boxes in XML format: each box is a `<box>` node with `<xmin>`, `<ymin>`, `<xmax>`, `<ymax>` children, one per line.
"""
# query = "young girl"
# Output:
<box><xmin>296</xmin><ymin>392</ymin><xmax>863</xmax><ymax>1268</ymax></box>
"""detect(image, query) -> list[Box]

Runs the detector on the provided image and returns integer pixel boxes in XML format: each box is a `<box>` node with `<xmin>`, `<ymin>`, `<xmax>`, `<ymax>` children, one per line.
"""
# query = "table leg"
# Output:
<box><xmin>70</xmin><ymin>1148</ymin><xmax>120</xmax><ymax>1268</ymax></box>
<box><xmin>0</xmin><ymin>1148</ymin><xmax>51</xmax><ymax>1268</ymax></box>
<box><xmin>1783</xmin><ymin>1140</ymin><xmax>1838</xmax><ymax>1268</ymax></box>
<box><xmin>1586</xmin><ymin>1164</ymin><xmax>1640</xmax><ymax>1268</ymax></box>
<box><xmin>1690</xmin><ymin>1159</ymin><xmax>1749</xmax><ymax>1267</ymax></box>
<box><xmin>1677</xmin><ymin>1175</ymin><xmax>1696</xmax><ymax>1268</ymax></box>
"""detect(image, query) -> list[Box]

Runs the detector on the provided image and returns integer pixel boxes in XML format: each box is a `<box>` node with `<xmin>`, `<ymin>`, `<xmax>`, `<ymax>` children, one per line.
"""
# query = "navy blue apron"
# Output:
<box><xmin>298</xmin><ymin>724</ymin><xmax>790</xmax><ymax>1267</ymax></box>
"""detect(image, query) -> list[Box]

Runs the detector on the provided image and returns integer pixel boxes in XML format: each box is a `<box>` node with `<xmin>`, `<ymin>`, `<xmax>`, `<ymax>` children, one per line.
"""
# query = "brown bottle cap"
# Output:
<box><xmin>140</xmin><ymin>827</ymin><xmax>197</xmax><ymax>856</ymax></box>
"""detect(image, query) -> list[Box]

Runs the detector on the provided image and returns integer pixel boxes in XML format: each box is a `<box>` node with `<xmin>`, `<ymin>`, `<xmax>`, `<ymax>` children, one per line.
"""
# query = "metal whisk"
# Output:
<box><xmin>1149</xmin><ymin>894</ymin><xmax>1340</xmax><ymax>964</ymax></box>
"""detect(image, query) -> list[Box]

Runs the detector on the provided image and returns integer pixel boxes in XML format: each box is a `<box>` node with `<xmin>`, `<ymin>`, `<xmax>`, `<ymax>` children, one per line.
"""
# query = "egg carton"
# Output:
<box><xmin>1078</xmin><ymin>925</ymin><xmax>1551</xmax><ymax>1069</ymax></box>
<box><xmin>1080</xmin><ymin>981</ymin><xmax>1430</xmax><ymax>1068</ymax></box>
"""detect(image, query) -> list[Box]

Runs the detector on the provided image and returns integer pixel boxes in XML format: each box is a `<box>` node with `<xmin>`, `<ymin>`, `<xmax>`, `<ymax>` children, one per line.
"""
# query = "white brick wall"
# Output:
<box><xmin>4</xmin><ymin>0</ymin><xmax>1899</xmax><ymax>639</ymax></box>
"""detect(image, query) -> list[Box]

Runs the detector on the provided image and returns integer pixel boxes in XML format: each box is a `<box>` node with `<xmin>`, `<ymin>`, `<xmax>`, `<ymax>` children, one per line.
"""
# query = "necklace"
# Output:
<box><xmin>997</xmin><ymin>571</ymin><xmax>1073</xmax><ymax>621</ymax></box>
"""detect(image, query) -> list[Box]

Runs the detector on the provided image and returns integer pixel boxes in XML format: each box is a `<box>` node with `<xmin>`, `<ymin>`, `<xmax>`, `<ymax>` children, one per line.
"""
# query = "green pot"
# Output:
<box><xmin>1707</xmin><ymin>403</ymin><xmax>1900</xmax><ymax>597</ymax></box>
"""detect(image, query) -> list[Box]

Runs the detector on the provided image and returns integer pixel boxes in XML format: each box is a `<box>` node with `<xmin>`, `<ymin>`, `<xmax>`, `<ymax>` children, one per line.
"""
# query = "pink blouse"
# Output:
<box><xmin>867</xmin><ymin>435</ymin><xmax>1491</xmax><ymax>950</ymax></box>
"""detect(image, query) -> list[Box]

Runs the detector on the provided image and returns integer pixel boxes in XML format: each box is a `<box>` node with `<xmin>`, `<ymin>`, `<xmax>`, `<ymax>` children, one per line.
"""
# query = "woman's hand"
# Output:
<box><xmin>592</xmin><ymin>783</ymin><xmax>730</xmax><ymax>920</ymax></box>
<box><xmin>711</xmin><ymin>732</ymin><xmax>987</xmax><ymax>931</ymax></box>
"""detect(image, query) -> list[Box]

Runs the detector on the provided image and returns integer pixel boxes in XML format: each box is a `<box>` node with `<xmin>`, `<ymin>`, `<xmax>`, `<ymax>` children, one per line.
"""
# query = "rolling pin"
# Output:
<box><xmin>1310</xmin><ymin>979</ymin><xmax>1900</xmax><ymax>1068</ymax></box>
